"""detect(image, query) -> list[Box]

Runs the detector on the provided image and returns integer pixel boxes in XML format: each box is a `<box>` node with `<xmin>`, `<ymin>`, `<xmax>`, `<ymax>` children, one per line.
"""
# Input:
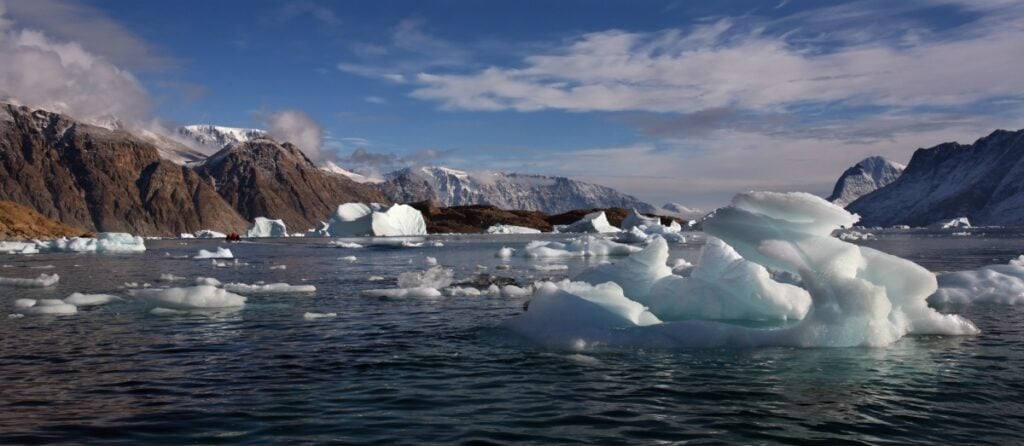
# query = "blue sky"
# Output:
<box><xmin>1</xmin><ymin>0</ymin><xmax>1023</xmax><ymax>209</ymax></box>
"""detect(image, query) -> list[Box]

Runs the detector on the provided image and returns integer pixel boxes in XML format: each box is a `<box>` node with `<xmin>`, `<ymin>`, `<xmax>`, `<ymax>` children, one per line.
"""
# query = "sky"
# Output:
<box><xmin>1</xmin><ymin>0</ymin><xmax>1023</xmax><ymax>209</ymax></box>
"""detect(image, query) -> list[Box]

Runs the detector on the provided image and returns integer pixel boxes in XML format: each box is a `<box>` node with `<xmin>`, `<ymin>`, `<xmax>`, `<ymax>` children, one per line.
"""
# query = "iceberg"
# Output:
<box><xmin>194</xmin><ymin>229</ymin><xmax>227</xmax><ymax>239</ymax></box>
<box><xmin>303</xmin><ymin>312</ymin><xmax>337</xmax><ymax>320</ymax></box>
<box><xmin>0</xmin><ymin>273</ymin><xmax>59</xmax><ymax>288</ymax></box>
<box><xmin>130</xmin><ymin>285</ymin><xmax>247</xmax><ymax>309</ymax></box>
<box><xmin>361</xmin><ymin>266</ymin><xmax>453</xmax><ymax>299</ymax></box>
<box><xmin>502</xmin><ymin>191</ymin><xmax>978</xmax><ymax>350</ymax></box>
<box><xmin>221</xmin><ymin>282</ymin><xmax>316</xmax><ymax>294</ymax></box>
<box><xmin>194</xmin><ymin>247</ymin><xmax>233</xmax><ymax>259</ymax></box>
<box><xmin>559</xmin><ymin>211</ymin><xmax>620</xmax><ymax>234</ymax></box>
<box><xmin>620</xmin><ymin>209</ymin><xmax>661</xmax><ymax>230</ymax></box>
<box><xmin>246</xmin><ymin>217</ymin><xmax>288</xmax><ymax>238</ymax></box>
<box><xmin>928</xmin><ymin>217</ymin><xmax>971</xmax><ymax>229</ymax></box>
<box><xmin>486</xmin><ymin>224</ymin><xmax>542</xmax><ymax>234</ymax></box>
<box><xmin>326</xmin><ymin>203</ymin><xmax>427</xmax><ymax>237</ymax></box>
<box><xmin>930</xmin><ymin>256</ymin><xmax>1024</xmax><ymax>305</ymax></box>
<box><xmin>37</xmin><ymin>233</ymin><xmax>146</xmax><ymax>253</ymax></box>
<box><xmin>0</xmin><ymin>241</ymin><xmax>39</xmax><ymax>254</ymax></box>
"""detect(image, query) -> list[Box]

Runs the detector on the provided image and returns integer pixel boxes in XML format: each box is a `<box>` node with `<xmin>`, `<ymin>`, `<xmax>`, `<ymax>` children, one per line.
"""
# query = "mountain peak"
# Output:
<box><xmin>827</xmin><ymin>156</ymin><xmax>905</xmax><ymax>207</ymax></box>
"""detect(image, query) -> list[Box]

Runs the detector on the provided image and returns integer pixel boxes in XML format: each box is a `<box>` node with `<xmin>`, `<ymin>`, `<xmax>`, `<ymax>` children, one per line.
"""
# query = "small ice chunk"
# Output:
<box><xmin>495</xmin><ymin>247</ymin><xmax>516</xmax><ymax>258</ymax></box>
<box><xmin>340</xmin><ymin>255</ymin><xmax>357</xmax><ymax>263</ymax></box>
<box><xmin>486</xmin><ymin>224</ymin><xmax>542</xmax><ymax>234</ymax></box>
<box><xmin>63</xmin><ymin>293</ymin><xmax>122</xmax><ymax>307</ymax></box>
<box><xmin>361</xmin><ymin>287</ymin><xmax>442</xmax><ymax>298</ymax></box>
<box><xmin>0</xmin><ymin>241</ymin><xmax>39</xmax><ymax>254</ymax></box>
<box><xmin>0</xmin><ymin>273</ymin><xmax>59</xmax><ymax>288</ymax></box>
<box><xmin>523</xmin><ymin>236</ymin><xmax>639</xmax><ymax>258</ymax></box>
<box><xmin>621</xmin><ymin>209</ymin><xmax>661</xmax><ymax>230</ymax></box>
<box><xmin>195</xmin><ymin>247</ymin><xmax>233</xmax><ymax>259</ymax></box>
<box><xmin>14</xmin><ymin>298</ymin><xmax>36</xmax><ymax>308</ymax></box>
<box><xmin>269</xmin><ymin>265</ymin><xmax>287</xmax><ymax>270</ymax></box>
<box><xmin>193</xmin><ymin>230</ymin><xmax>227</xmax><ymax>239</ymax></box>
<box><xmin>330</xmin><ymin>241</ymin><xmax>364</xmax><ymax>248</ymax></box>
<box><xmin>368</xmin><ymin>276</ymin><xmax>385</xmax><ymax>281</ymax></box>
<box><xmin>130</xmin><ymin>285</ymin><xmax>247</xmax><ymax>309</ymax></box>
<box><xmin>196</xmin><ymin>277</ymin><xmax>222</xmax><ymax>286</ymax></box>
<box><xmin>930</xmin><ymin>257</ymin><xmax>1024</xmax><ymax>305</ymax></box>
<box><xmin>398</xmin><ymin>266</ymin><xmax>454</xmax><ymax>289</ymax></box>
<box><xmin>150</xmin><ymin>307</ymin><xmax>188</xmax><ymax>316</ymax></box>
<box><xmin>424</xmin><ymin>256</ymin><xmax>438</xmax><ymax>266</ymax></box>
<box><xmin>157</xmin><ymin>273</ymin><xmax>186</xmax><ymax>282</ymax></box>
<box><xmin>303</xmin><ymin>312</ymin><xmax>337</xmax><ymax>320</ymax></box>
<box><xmin>560</xmin><ymin>211</ymin><xmax>620</xmax><ymax>234</ymax></box>
<box><xmin>534</xmin><ymin>264</ymin><xmax>569</xmax><ymax>271</ymax></box>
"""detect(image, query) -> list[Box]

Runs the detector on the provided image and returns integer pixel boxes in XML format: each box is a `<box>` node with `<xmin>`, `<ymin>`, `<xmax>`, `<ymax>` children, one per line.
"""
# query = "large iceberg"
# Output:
<box><xmin>559</xmin><ymin>211</ymin><xmax>619</xmax><ymax>234</ymax></box>
<box><xmin>326</xmin><ymin>203</ymin><xmax>427</xmax><ymax>237</ymax></box>
<box><xmin>247</xmin><ymin>217</ymin><xmax>288</xmax><ymax>238</ymax></box>
<box><xmin>502</xmin><ymin>191</ymin><xmax>978</xmax><ymax>350</ymax></box>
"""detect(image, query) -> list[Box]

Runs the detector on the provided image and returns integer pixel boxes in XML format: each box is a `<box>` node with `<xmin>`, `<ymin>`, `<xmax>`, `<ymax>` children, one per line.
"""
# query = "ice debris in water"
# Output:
<box><xmin>486</xmin><ymin>224</ymin><xmax>542</xmax><ymax>234</ymax></box>
<box><xmin>269</xmin><ymin>265</ymin><xmax>287</xmax><ymax>270</ymax></box>
<box><xmin>558</xmin><ymin>211</ymin><xmax>620</xmax><ymax>234</ymax></box>
<box><xmin>340</xmin><ymin>255</ymin><xmax>357</xmax><ymax>263</ymax></box>
<box><xmin>130</xmin><ymin>285</ymin><xmax>247</xmax><ymax>309</ymax></box>
<box><xmin>195</xmin><ymin>247</ymin><xmax>233</xmax><ymax>259</ymax></box>
<box><xmin>424</xmin><ymin>256</ymin><xmax>438</xmax><ymax>266</ymax></box>
<box><xmin>495</xmin><ymin>247</ymin><xmax>515</xmax><ymax>258</ymax></box>
<box><xmin>193</xmin><ymin>230</ymin><xmax>226</xmax><ymax>239</ymax></box>
<box><xmin>930</xmin><ymin>255</ymin><xmax>1024</xmax><ymax>305</ymax></box>
<box><xmin>63</xmin><ymin>293</ymin><xmax>122</xmax><ymax>307</ymax></box>
<box><xmin>522</xmin><ymin>236</ymin><xmax>639</xmax><ymax>258</ymax></box>
<box><xmin>222</xmin><ymin>282</ymin><xmax>316</xmax><ymax>294</ymax></box>
<box><xmin>33</xmin><ymin>233</ymin><xmax>146</xmax><ymax>253</ymax></box>
<box><xmin>247</xmin><ymin>217</ymin><xmax>288</xmax><ymax>238</ymax></box>
<box><xmin>503</xmin><ymin>191</ymin><xmax>978</xmax><ymax>350</ymax></box>
<box><xmin>0</xmin><ymin>241</ymin><xmax>39</xmax><ymax>254</ymax></box>
<box><xmin>326</xmin><ymin>203</ymin><xmax>427</xmax><ymax>237</ymax></box>
<box><xmin>330</xmin><ymin>241</ymin><xmax>364</xmax><ymax>248</ymax></box>
<box><xmin>303</xmin><ymin>312</ymin><xmax>337</xmax><ymax>320</ymax></box>
<box><xmin>14</xmin><ymin>298</ymin><xmax>77</xmax><ymax>315</ymax></box>
<box><xmin>361</xmin><ymin>266</ymin><xmax>454</xmax><ymax>299</ymax></box>
<box><xmin>157</xmin><ymin>273</ymin><xmax>186</xmax><ymax>282</ymax></box>
<box><xmin>0</xmin><ymin>273</ymin><xmax>59</xmax><ymax>288</ymax></box>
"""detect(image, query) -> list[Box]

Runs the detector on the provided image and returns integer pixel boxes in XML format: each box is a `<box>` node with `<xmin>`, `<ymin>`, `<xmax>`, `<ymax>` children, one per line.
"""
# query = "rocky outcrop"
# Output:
<box><xmin>195</xmin><ymin>139</ymin><xmax>389</xmax><ymax>231</ymax></box>
<box><xmin>0</xmin><ymin>201</ymin><xmax>92</xmax><ymax>240</ymax></box>
<box><xmin>410</xmin><ymin>202</ymin><xmax>553</xmax><ymax>233</ymax></box>
<box><xmin>847</xmin><ymin>129</ymin><xmax>1024</xmax><ymax>227</ymax></box>
<box><xmin>0</xmin><ymin>104</ymin><xmax>248</xmax><ymax>235</ymax></box>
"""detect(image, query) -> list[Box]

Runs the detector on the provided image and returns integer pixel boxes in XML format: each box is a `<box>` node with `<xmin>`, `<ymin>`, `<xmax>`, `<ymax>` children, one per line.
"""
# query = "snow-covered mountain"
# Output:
<box><xmin>659</xmin><ymin>203</ymin><xmax>706</xmax><ymax>220</ymax></box>
<box><xmin>826</xmin><ymin>156</ymin><xmax>905</xmax><ymax>207</ymax></box>
<box><xmin>321</xmin><ymin>161</ymin><xmax>384</xmax><ymax>184</ymax></box>
<box><xmin>177</xmin><ymin>125</ymin><xmax>267</xmax><ymax>150</ymax></box>
<box><xmin>378</xmin><ymin>166</ymin><xmax>657</xmax><ymax>214</ymax></box>
<box><xmin>847</xmin><ymin>129</ymin><xmax>1024</xmax><ymax>227</ymax></box>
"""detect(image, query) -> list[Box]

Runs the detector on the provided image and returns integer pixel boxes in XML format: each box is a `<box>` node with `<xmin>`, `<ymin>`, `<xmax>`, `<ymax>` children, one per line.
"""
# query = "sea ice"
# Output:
<box><xmin>424</xmin><ymin>256</ymin><xmax>438</xmax><ymax>266</ymax></box>
<box><xmin>340</xmin><ymin>255</ymin><xmax>357</xmax><ymax>263</ymax></box>
<box><xmin>194</xmin><ymin>247</ymin><xmax>233</xmax><ymax>259</ymax></box>
<box><xmin>362</xmin><ymin>266</ymin><xmax>454</xmax><ymax>298</ymax></box>
<box><xmin>929</xmin><ymin>217</ymin><xmax>971</xmax><ymax>229</ymax></box>
<box><xmin>930</xmin><ymin>257</ymin><xmax>1024</xmax><ymax>304</ymax></box>
<box><xmin>63</xmin><ymin>293</ymin><xmax>122</xmax><ymax>306</ymax></box>
<box><xmin>221</xmin><ymin>282</ymin><xmax>316</xmax><ymax>294</ymax></box>
<box><xmin>0</xmin><ymin>241</ymin><xmax>39</xmax><ymax>254</ymax></box>
<box><xmin>247</xmin><ymin>217</ymin><xmax>288</xmax><ymax>238</ymax></box>
<box><xmin>193</xmin><ymin>230</ymin><xmax>227</xmax><ymax>239</ymax></box>
<box><xmin>330</xmin><ymin>241</ymin><xmax>364</xmax><ymax>248</ymax></box>
<box><xmin>522</xmin><ymin>236</ymin><xmax>639</xmax><ymax>258</ymax></box>
<box><xmin>15</xmin><ymin>298</ymin><xmax>77</xmax><ymax>315</ymax></box>
<box><xmin>0</xmin><ymin>273</ymin><xmax>60</xmax><ymax>288</ymax></box>
<box><xmin>130</xmin><ymin>285</ymin><xmax>247</xmax><ymax>309</ymax></box>
<box><xmin>486</xmin><ymin>224</ymin><xmax>542</xmax><ymax>234</ymax></box>
<box><xmin>559</xmin><ymin>211</ymin><xmax>620</xmax><ymax>234</ymax></box>
<box><xmin>37</xmin><ymin>233</ymin><xmax>146</xmax><ymax>253</ymax></box>
<box><xmin>157</xmin><ymin>273</ymin><xmax>186</xmax><ymax>282</ymax></box>
<box><xmin>621</xmin><ymin>209</ymin><xmax>661</xmax><ymax>230</ymax></box>
<box><xmin>503</xmin><ymin>191</ymin><xmax>977</xmax><ymax>350</ymax></box>
<box><xmin>495</xmin><ymin>247</ymin><xmax>515</xmax><ymax>258</ymax></box>
<box><xmin>303</xmin><ymin>312</ymin><xmax>337</xmax><ymax>320</ymax></box>
<box><xmin>361</xmin><ymin>287</ymin><xmax>443</xmax><ymax>298</ymax></box>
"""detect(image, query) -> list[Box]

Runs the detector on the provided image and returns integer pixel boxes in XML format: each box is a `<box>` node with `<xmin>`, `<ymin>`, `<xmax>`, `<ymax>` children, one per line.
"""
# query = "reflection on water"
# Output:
<box><xmin>0</xmin><ymin>233</ymin><xmax>1022</xmax><ymax>444</ymax></box>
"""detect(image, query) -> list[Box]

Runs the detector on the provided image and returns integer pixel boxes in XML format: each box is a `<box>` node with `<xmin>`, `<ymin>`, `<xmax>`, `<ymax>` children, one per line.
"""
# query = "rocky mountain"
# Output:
<box><xmin>177</xmin><ymin>124</ymin><xmax>267</xmax><ymax>150</ymax></box>
<box><xmin>0</xmin><ymin>201</ymin><xmax>91</xmax><ymax>240</ymax></box>
<box><xmin>378</xmin><ymin>166</ymin><xmax>657</xmax><ymax>214</ymax></box>
<box><xmin>847</xmin><ymin>129</ymin><xmax>1024</xmax><ymax>227</ymax></box>
<box><xmin>194</xmin><ymin>138</ymin><xmax>388</xmax><ymax>231</ymax></box>
<box><xmin>827</xmin><ymin>156</ymin><xmax>905</xmax><ymax>207</ymax></box>
<box><xmin>0</xmin><ymin>104</ymin><xmax>249</xmax><ymax>235</ymax></box>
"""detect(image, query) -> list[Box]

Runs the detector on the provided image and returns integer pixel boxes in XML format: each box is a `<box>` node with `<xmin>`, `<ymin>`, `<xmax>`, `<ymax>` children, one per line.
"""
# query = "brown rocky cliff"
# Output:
<box><xmin>0</xmin><ymin>201</ymin><xmax>92</xmax><ymax>240</ymax></box>
<box><xmin>195</xmin><ymin>139</ymin><xmax>389</xmax><ymax>231</ymax></box>
<box><xmin>0</xmin><ymin>104</ymin><xmax>248</xmax><ymax>235</ymax></box>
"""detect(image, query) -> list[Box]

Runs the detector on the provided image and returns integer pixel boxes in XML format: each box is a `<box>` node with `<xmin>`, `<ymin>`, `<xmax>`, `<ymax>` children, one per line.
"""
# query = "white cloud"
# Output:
<box><xmin>409</xmin><ymin>14</ymin><xmax>1024</xmax><ymax>114</ymax></box>
<box><xmin>265</xmin><ymin>109</ymin><xmax>325</xmax><ymax>162</ymax></box>
<box><xmin>0</xmin><ymin>3</ymin><xmax>151</xmax><ymax>123</ymax></box>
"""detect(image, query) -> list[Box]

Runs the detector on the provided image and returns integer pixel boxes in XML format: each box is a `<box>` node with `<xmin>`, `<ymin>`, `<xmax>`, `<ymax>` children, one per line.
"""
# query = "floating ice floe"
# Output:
<box><xmin>194</xmin><ymin>247</ymin><xmax>233</xmax><ymax>259</ymax></box>
<box><xmin>838</xmin><ymin>231</ymin><xmax>875</xmax><ymax>241</ymax></box>
<box><xmin>522</xmin><ymin>236</ymin><xmax>639</xmax><ymax>258</ymax></box>
<box><xmin>269</xmin><ymin>264</ymin><xmax>287</xmax><ymax>270</ymax></box>
<box><xmin>157</xmin><ymin>273</ymin><xmax>186</xmax><ymax>282</ymax></box>
<box><xmin>929</xmin><ymin>217</ymin><xmax>971</xmax><ymax>230</ymax></box>
<box><xmin>179</xmin><ymin>233</ymin><xmax>196</xmax><ymax>239</ymax></box>
<box><xmin>221</xmin><ymin>282</ymin><xmax>316</xmax><ymax>294</ymax></box>
<box><xmin>0</xmin><ymin>241</ymin><xmax>39</xmax><ymax>254</ymax></box>
<box><xmin>495</xmin><ymin>247</ymin><xmax>515</xmax><ymax>258</ymax></box>
<box><xmin>36</xmin><ymin>233</ymin><xmax>146</xmax><ymax>253</ymax></box>
<box><xmin>930</xmin><ymin>256</ymin><xmax>1024</xmax><ymax>305</ymax></box>
<box><xmin>486</xmin><ymin>224</ymin><xmax>542</xmax><ymax>234</ymax></box>
<box><xmin>424</xmin><ymin>256</ymin><xmax>438</xmax><ymax>266</ymax></box>
<box><xmin>303</xmin><ymin>312</ymin><xmax>337</xmax><ymax>320</ymax></box>
<box><xmin>193</xmin><ymin>229</ymin><xmax>227</xmax><ymax>239</ymax></box>
<box><xmin>502</xmin><ymin>191</ymin><xmax>978</xmax><ymax>350</ymax></box>
<box><xmin>620</xmin><ymin>209</ymin><xmax>661</xmax><ymax>230</ymax></box>
<box><xmin>247</xmin><ymin>217</ymin><xmax>288</xmax><ymax>238</ymax></box>
<box><xmin>361</xmin><ymin>266</ymin><xmax>453</xmax><ymax>298</ymax></box>
<box><xmin>14</xmin><ymin>298</ymin><xmax>77</xmax><ymax>315</ymax></box>
<box><xmin>558</xmin><ymin>211</ymin><xmax>620</xmax><ymax>234</ymax></box>
<box><xmin>63</xmin><ymin>293</ymin><xmax>122</xmax><ymax>307</ymax></box>
<box><xmin>329</xmin><ymin>241</ymin><xmax>364</xmax><ymax>248</ymax></box>
<box><xmin>340</xmin><ymin>255</ymin><xmax>357</xmax><ymax>263</ymax></box>
<box><xmin>326</xmin><ymin>203</ymin><xmax>427</xmax><ymax>237</ymax></box>
<box><xmin>0</xmin><ymin>273</ymin><xmax>59</xmax><ymax>288</ymax></box>
<box><xmin>534</xmin><ymin>264</ymin><xmax>569</xmax><ymax>271</ymax></box>
<box><xmin>130</xmin><ymin>285</ymin><xmax>247</xmax><ymax>309</ymax></box>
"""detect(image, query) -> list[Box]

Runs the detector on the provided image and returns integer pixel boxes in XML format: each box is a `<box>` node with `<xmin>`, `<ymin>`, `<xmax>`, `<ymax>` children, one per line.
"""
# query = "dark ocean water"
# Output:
<box><xmin>1</xmin><ymin>233</ymin><xmax>1022</xmax><ymax>445</ymax></box>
